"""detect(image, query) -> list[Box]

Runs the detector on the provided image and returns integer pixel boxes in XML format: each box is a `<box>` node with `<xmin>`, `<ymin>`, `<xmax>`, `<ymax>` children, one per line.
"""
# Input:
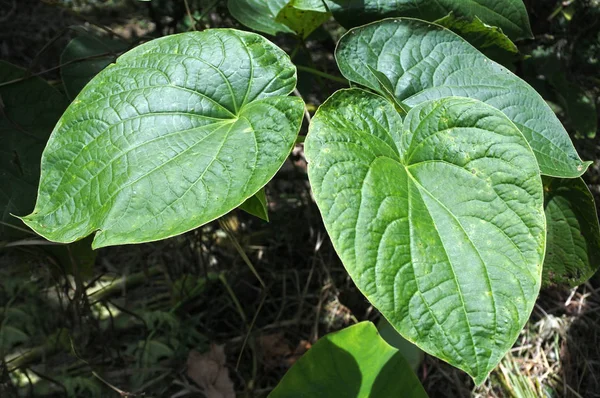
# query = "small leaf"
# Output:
<box><xmin>335</xmin><ymin>19</ymin><xmax>590</xmax><ymax>178</ymax></box>
<box><xmin>61</xmin><ymin>28</ymin><xmax>129</xmax><ymax>100</ymax></box>
<box><xmin>0</xmin><ymin>62</ymin><xmax>68</xmax><ymax>239</ymax></box>
<box><xmin>239</xmin><ymin>187</ymin><xmax>269</xmax><ymax>221</ymax></box>
<box><xmin>21</xmin><ymin>30</ymin><xmax>304</xmax><ymax>248</ymax></box>
<box><xmin>324</xmin><ymin>0</ymin><xmax>533</xmax><ymax>40</ymax></box>
<box><xmin>275</xmin><ymin>0</ymin><xmax>331</xmax><ymax>39</ymax></box>
<box><xmin>228</xmin><ymin>0</ymin><xmax>293</xmax><ymax>36</ymax></box>
<box><xmin>268</xmin><ymin>322</ymin><xmax>428</xmax><ymax>397</ymax></box>
<box><xmin>306</xmin><ymin>89</ymin><xmax>545</xmax><ymax>384</ymax></box>
<box><xmin>187</xmin><ymin>345</ymin><xmax>235</xmax><ymax>398</ymax></box>
<box><xmin>543</xmin><ymin>177</ymin><xmax>600</xmax><ymax>287</ymax></box>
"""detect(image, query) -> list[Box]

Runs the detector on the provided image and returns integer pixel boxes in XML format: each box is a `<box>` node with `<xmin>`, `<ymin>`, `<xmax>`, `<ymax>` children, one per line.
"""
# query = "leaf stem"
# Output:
<box><xmin>296</xmin><ymin>65</ymin><xmax>348</xmax><ymax>85</ymax></box>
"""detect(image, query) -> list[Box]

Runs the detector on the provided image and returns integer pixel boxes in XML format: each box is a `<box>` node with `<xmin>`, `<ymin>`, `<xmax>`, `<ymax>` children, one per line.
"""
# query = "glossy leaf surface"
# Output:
<box><xmin>543</xmin><ymin>177</ymin><xmax>600</xmax><ymax>287</ymax></box>
<box><xmin>306</xmin><ymin>89</ymin><xmax>545</xmax><ymax>383</ymax></box>
<box><xmin>61</xmin><ymin>30</ymin><xmax>129</xmax><ymax>100</ymax></box>
<box><xmin>0</xmin><ymin>62</ymin><xmax>68</xmax><ymax>239</ymax></box>
<box><xmin>269</xmin><ymin>322</ymin><xmax>428</xmax><ymax>397</ymax></box>
<box><xmin>22</xmin><ymin>29</ymin><xmax>304</xmax><ymax>248</ymax></box>
<box><xmin>336</xmin><ymin>19</ymin><xmax>589</xmax><ymax>178</ymax></box>
<box><xmin>323</xmin><ymin>0</ymin><xmax>532</xmax><ymax>40</ymax></box>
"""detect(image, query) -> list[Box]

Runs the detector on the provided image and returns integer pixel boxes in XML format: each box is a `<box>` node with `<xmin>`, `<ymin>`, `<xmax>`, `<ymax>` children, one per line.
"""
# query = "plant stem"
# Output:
<box><xmin>296</xmin><ymin>65</ymin><xmax>348</xmax><ymax>85</ymax></box>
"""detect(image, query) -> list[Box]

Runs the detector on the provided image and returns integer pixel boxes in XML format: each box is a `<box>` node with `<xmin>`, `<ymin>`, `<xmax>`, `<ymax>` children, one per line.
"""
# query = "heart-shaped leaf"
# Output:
<box><xmin>305</xmin><ymin>89</ymin><xmax>545</xmax><ymax>383</ymax></box>
<box><xmin>21</xmin><ymin>29</ymin><xmax>304</xmax><ymax>248</ymax></box>
<box><xmin>323</xmin><ymin>0</ymin><xmax>533</xmax><ymax>40</ymax></box>
<box><xmin>268</xmin><ymin>322</ymin><xmax>428</xmax><ymax>397</ymax></box>
<box><xmin>543</xmin><ymin>177</ymin><xmax>600</xmax><ymax>287</ymax></box>
<box><xmin>335</xmin><ymin>18</ymin><xmax>590</xmax><ymax>178</ymax></box>
<box><xmin>0</xmin><ymin>61</ymin><xmax>68</xmax><ymax>239</ymax></box>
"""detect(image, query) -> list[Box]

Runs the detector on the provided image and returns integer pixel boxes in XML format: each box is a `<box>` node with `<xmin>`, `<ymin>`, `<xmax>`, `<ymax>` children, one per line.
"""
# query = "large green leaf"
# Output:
<box><xmin>323</xmin><ymin>0</ymin><xmax>533</xmax><ymax>40</ymax></box>
<box><xmin>269</xmin><ymin>321</ymin><xmax>428</xmax><ymax>397</ymax></box>
<box><xmin>61</xmin><ymin>29</ymin><xmax>129</xmax><ymax>100</ymax></box>
<box><xmin>0</xmin><ymin>62</ymin><xmax>68</xmax><ymax>239</ymax></box>
<box><xmin>305</xmin><ymin>89</ymin><xmax>546</xmax><ymax>384</ymax></box>
<box><xmin>239</xmin><ymin>187</ymin><xmax>269</xmax><ymax>221</ymax></box>
<box><xmin>21</xmin><ymin>29</ymin><xmax>304</xmax><ymax>248</ymax></box>
<box><xmin>335</xmin><ymin>19</ymin><xmax>590</xmax><ymax>178</ymax></box>
<box><xmin>228</xmin><ymin>0</ymin><xmax>293</xmax><ymax>36</ymax></box>
<box><xmin>543</xmin><ymin>177</ymin><xmax>600</xmax><ymax>287</ymax></box>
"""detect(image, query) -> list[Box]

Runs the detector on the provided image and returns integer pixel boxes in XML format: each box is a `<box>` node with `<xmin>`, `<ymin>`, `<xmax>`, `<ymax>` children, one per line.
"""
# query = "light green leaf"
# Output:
<box><xmin>306</xmin><ymin>89</ymin><xmax>546</xmax><ymax>384</ymax></box>
<box><xmin>269</xmin><ymin>321</ymin><xmax>428</xmax><ymax>397</ymax></box>
<box><xmin>61</xmin><ymin>29</ymin><xmax>129</xmax><ymax>100</ymax></box>
<box><xmin>228</xmin><ymin>0</ymin><xmax>293</xmax><ymax>36</ymax></box>
<box><xmin>543</xmin><ymin>177</ymin><xmax>600</xmax><ymax>287</ymax></box>
<box><xmin>323</xmin><ymin>0</ymin><xmax>532</xmax><ymax>40</ymax></box>
<box><xmin>335</xmin><ymin>19</ymin><xmax>590</xmax><ymax>178</ymax></box>
<box><xmin>21</xmin><ymin>29</ymin><xmax>304</xmax><ymax>248</ymax></box>
<box><xmin>434</xmin><ymin>13</ymin><xmax>518</xmax><ymax>64</ymax></box>
<box><xmin>275</xmin><ymin>0</ymin><xmax>330</xmax><ymax>39</ymax></box>
<box><xmin>0</xmin><ymin>62</ymin><xmax>68</xmax><ymax>239</ymax></box>
<box><xmin>239</xmin><ymin>187</ymin><xmax>269</xmax><ymax>221</ymax></box>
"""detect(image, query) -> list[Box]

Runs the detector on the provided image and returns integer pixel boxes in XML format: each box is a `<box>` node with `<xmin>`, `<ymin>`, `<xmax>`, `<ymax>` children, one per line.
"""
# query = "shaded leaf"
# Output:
<box><xmin>228</xmin><ymin>0</ymin><xmax>293</xmax><ymax>36</ymax></box>
<box><xmin>61</xmin><ymin>29</ymin><xmax>129</xmax><ymax>100</ymax></box>
<box><xmin>269</xmin><ymin>322</ymin><xmax>428</xmax><ymax>397</ymax></box>
<box><xmin>0</xmin><ymin>62</ymin><xmax>68</xmax><ymax>239</ymax></box>
<box><xmin>305</xmin><ymin>89</ymin><xmax>545</xmax><ymax>384</ymax></box>
<box><xmin>335</xmin><ymin>19</ymin><xmax>590</xmax><ymax>178</ymax></box>
<box><xmin>239</xmin><ymin>187</ymin><xmax>269</xmax><ymax>221</ymax></box>
<box><xmin>323</xmin><ymin>0</ymin><xmax>532</xmax><ymax>40</ymax></box>
<box><xmin>377</xmin><ymin>317</ymin><xmax>424</xmax><ymax>372</ymax></box>
<box><xmin>434</xmin><ymin>13</ymin><xmax>518</xmax><ymax>65</ymax></box>
<box><xmin>543</xmin><ymin>177</ymin><xmax>600</xmax><ymax>287</ymax></box>
<box><xmin>21</xmin><ymin>29</ymin><xmax>304</xmax><ymax>248</ymax></box>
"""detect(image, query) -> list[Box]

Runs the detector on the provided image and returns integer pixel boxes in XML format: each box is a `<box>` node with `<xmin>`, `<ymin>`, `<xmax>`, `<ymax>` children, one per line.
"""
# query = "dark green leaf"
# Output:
<box><xmin>228</xmin><ymin>0</ymin><xmax>294</xmax><ymax>36</ymax></box>
<box><xmin>306</xmin><ymin>89</ymin><xmax>545</xmax><ymax>384</ymax></box>
<box><xmin>335</xmin><ymin>19</ymin><xmax>590</xmax><ymax>178</ymax></box>
<box><xmin>0</xmin><ymin>62</ymin><xmax>68</xmax><ymax>239</ymax></box>
<box><xmin>543</xmin><ymin>177</ymin><xmax>600</xmax><ymax>287</ymax></box>
<box><xmin>21</xmin><ymin>30</ymin><xmax>304</xmax><ymax>248</ymax></box>
<box><xmin>324</xmin><ymin>0</ymin><xmax>532</xmax><ymax>40</ymax></box>
<box><xmin>61</xmin><ymin>29</ymin><xmax>129</xmax><ymax>100</ymax></box>
<box><xmin>269</xmin><ymin>322</ymin><xmax>428</xmax><ymax>397</ymax></box>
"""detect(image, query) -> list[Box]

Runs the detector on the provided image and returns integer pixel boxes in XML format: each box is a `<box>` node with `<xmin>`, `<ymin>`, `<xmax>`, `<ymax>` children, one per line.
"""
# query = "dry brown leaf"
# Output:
<box><xmin>258</xmin><ymin>333</ymin><xmax>292</xmax><ymax>369</ymax></box>
<box><xmin>187</xmin><ymin>344</ymin><xmax>235</xmax><ymax>398</ymax></box>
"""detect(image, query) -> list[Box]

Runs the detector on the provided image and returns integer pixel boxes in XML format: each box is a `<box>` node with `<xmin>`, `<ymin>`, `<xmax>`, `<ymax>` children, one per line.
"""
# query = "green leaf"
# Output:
<box><xmin>275</xmin><ymin>0</ymin><xmax>331</xmax><ymax>39</ymax></box>
<box><xmin>228</xmin><ymin>0</ymin><xmax>294</xmax><ymax>36</ymax></box>
<box><xmin>21</xmin><ymin>29</ymin><xmax>304</xmax><ymax>248</ymax></box>
<box><xmin>434</xmin><ymin>13</ymin><xmax>518</xmax><ymax>65</ymax></box>
<box><xmin>543</xmin><ymin>177</ymin><xmax>600</xmax><ymax>287</ymax></box>
<box><xmin>0</xmin><ymin>62</ymin><xmax>68</xmax><ymax>239</ymax></box>
<box><xmin>239</xmin><ymin>187</ymin><xmax>269</xmax><ymax>221</ymax></box>
<box><xmin>335</xmin><ymin>19</ymin><xmax>590</xmax><ymax>178</ymax></box>
<box><xmin>377</xmin><ymin>317</ymin><xmax>424</xmax><ymax>372</ymax></box>
<box><xmin>268</xmin><ymin>322</ymin><xmax>428</xmax><ymax>397</ymax></box>
<box><xmin>305</xmin><ymin>89</ymin><xmax>546</xmax><ymax>384</ymax></box>
<box><xmin>61</xmin><ymin>29</ymin><xmax>129</xmax><ymax>100</ymax></box>
<box><xmin>323</xmin><ymin>0</ymin><xmax>533</xmax><ymax>40</ymax></box>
